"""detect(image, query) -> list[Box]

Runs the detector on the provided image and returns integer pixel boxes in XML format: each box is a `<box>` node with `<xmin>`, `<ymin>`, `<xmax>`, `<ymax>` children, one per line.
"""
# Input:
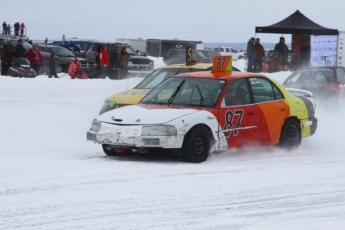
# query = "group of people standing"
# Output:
<box><xmin>85</xmin><ymin>44</ymin><xmax>131</xmax><ymax>79</ymax></box>
<box><xmin>246</xmin><ymin>36</ymin><xmax>289</xmax><ymax>72</ymax></box>
<box><xmin>1</xmin><ymin>39</ymin><xmax>43</xmax><ymax>76</ymax></box>
<box><xmin>2</xmin><ymin>21</ymin><xmax>25</xmax><ymax>36</ymax></box>
<box><xmin>246</xmin><ymin>37</ymin><xmax>265</xmax><ymax>72</ymax></box>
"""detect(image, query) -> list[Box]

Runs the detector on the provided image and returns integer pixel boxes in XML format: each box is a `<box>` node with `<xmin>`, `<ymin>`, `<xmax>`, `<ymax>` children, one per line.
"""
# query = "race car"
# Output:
<box><xmin>99</xmin><ymin>48</ymin><xmax>241</xmax><ymax>115</ymax></box>
<box><xmin>87</xmin><ymin>56</ymin><xmax>317</xmax><ymax>163</ymax></box>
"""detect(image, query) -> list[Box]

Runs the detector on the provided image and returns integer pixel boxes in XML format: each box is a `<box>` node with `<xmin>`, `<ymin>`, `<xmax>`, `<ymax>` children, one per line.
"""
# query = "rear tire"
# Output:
<box><xmin>181</xmin><ymin>126</ymin><xmax>209</xmax><ymax>163</ymax></box>
<box><xmin>279</xmin><ymin>119</ymin><xmax>301</xmax><ymax>149</ymax></box>
<box><xmin>102</xmin><ymin>144</ymin><xmax>119</xmax><ymax>156</ymax></box>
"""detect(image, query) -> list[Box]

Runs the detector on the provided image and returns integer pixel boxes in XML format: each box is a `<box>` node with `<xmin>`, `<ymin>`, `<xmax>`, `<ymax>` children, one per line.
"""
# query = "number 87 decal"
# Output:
<box><xmin>223</xmin><ymin>109</ymin><xmax>244</xmax><ymax>138</ymax></box>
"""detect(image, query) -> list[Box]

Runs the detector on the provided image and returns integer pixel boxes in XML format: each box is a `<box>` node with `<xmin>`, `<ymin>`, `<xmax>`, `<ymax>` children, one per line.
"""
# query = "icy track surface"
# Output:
<box><xmin>0</xmin><ymin>75</ymin><xmax>345</xmax><ymax>230</ymax></box>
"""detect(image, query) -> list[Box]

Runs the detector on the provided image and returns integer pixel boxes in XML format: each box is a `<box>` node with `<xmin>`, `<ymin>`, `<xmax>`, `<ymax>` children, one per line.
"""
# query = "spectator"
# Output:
<box><xmin>7</xmin><ymin>23</ymin><xmax>11</xmax><ymax>35</ymax></box>
<box><xmin>85</xmin><ymin>44</ymin><xmax>99</xmax><ymax>78</ymax></box>
<box><xmin>1</xmin><ymin>40</ymin><xmax>13</xmax><ymax>75</ymax></box>
<box><xmin>14</xmin><ymin>22</ymin><xmax>20</xmax><ymax>35</ymax></box>
<box><xmin>48</xmin><ymin>53</ymin><xmax>59</xmax><ymax>78</ymax></box>
<box><xmin>68</xmin><ymin>57</ymin><xmax>87</xmax><ymax>79</ymax></box>
<box><xmin>274</xmin><ymin>37</ymin><xmax>289</xmax><ymax>68</ymax></box>
<box><xmin>254</xmin><ymin>38</ymin><xmax>265</xmax><ymax>72</ymax></box>
<box><xmin>109</xmin><ymin>44</ymin><xmax>119</xmax><ymax>79</ymax></box>
<box><xmin>20</xmin><ymin>22</ymin><xmax>25</xmax><ymax>36</ymax></box>
<box><xmin>13</xmin><ymin>39</ymin><xmax>27</xmax><ymax>58</ymax></box>
<box><xmin>119</xmin><ymin>47</ymin><xmax>130</xmax><ymax>78</ymax></box>
<box><xmin>246</xmin><ymin>37</ymin><xmax>256</xmax><ymax>72</ymax></box>
<box><xmin>2</xmin><ymin>21</ymin><xmax>7</xmax><ymax>35</ymax></box>
<box><xmin>85</xmin><ymin>44</ymin><xmax>98</xmax><ymax>63</ymax></box>
<box><xmin>99</xmin><ymin>45</ymin><xmax>110</xmax><ymax>79</ymax></box>
<box><xmin>27</xmin><ymin>43</ymin><xmax>43</xmax><ymax>75</ymax></box>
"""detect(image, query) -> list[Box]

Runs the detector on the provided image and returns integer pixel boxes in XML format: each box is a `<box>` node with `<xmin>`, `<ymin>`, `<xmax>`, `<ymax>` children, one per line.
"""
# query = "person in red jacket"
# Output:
<box><xmin>254</xmin><ymin>38</ymin><xmax>265</xmax><ymax>72</ymax></box>
<box><xmin>68</xmin><ymin>57</ymin><xmax>88</xmax><ymax>79</ymax></box>
<box><xmin>27</xmin><ymin>43</ymin><xmax>42</xmax><ymax>75</ymax></box>
<box><xmin>98</xmin><ymin>45</ymin><xmax>110</xmax><ymax>79</ymax></box>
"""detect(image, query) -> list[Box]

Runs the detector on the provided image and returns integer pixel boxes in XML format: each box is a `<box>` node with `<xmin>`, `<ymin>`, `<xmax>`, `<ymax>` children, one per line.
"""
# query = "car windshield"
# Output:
<box><xmin>49</xmin><ymin>47</ymin><xmax>75</xmax><ymax>57</ymax></box>
<box><xmin>136</xmin><ymin>68</ymin><xmax>208</xmax><ymax>89</ymax></box>
<box><xmin>118</xmin><ymin>45</ymin><xmax>137</xmax><ymax>55</ymax></box>
<box><xmin>141</xmin><ymin>77</ymin><xmax>225</xmax><ymax>107</ymax></box>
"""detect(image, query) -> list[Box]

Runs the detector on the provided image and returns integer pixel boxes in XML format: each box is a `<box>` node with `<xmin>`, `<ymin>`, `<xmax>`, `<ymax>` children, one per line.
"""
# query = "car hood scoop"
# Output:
<box><xmin>98</xmin><ymin>104</ymin><xmax>199</xmax><ymax>125</ymax></box>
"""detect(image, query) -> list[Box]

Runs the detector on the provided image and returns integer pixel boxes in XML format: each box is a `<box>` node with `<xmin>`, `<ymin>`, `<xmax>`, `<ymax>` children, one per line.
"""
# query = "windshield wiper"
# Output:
<box><xmin>168</xmin><ymin>80</ymin><xmax>185</xmax><ymax>105</ymax></box>
<box><xmin>195</xmin><ymin>84</ymin><xmax>204</xmax><ymax>105</ymax></box>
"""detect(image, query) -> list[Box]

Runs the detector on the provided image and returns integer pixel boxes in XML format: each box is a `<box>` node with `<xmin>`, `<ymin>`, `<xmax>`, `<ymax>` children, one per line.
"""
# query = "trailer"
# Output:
<box><xmin>146</xmin><ymin>38</ymin><xmax>204</xmax><ymax>57</ymax></box>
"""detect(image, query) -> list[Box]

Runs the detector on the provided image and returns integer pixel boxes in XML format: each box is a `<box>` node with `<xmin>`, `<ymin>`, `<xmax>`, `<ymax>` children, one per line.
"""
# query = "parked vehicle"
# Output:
<box><xmin>163</xmin><ymin>48</ymin><xmax>211</xmax><ymax>65</ymax></box>
<box><xmin>198</xmin><ymin>49</ymin><xmax>221</xmax><ymax>61</ymax></box>
<box><xmin>37</xmin><ymin>44</ymin><xmax>94</xmax><ymax>76</ymax></box>
<box><xmin>87</xmin><ymin>56</ymin><xmax>317</xmax><ymax>163</ymax></box>
<box><xmin>83</xmin><ymin>42</ymin><xmax>154</xmax><ymax>77</ymax></box>
<box><xmin>214</xmin><ymin>47</ymin><xmax>244</xmax><ymax>60</ymax></box>
<box><xmin>282</xmin><ymin>66</ymin><xmax>345</xmax><ymax>103</ymax></box>
<box><xmin>0</xmin><ymin>37</ymin><xmax>61</xmax><ymax>75</ymax></box>
<box><xmin>7</xmin><ymin>57</ymin><xmax>36</xmax><ymax>78</ymax></box>
<box><xmin>146</xmin><ymin>38</ymin><xmax>204</xmax><ymax>57</ymax></box>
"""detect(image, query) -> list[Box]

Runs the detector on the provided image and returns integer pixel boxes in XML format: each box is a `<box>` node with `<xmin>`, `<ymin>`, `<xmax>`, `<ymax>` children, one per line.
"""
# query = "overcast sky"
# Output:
<box><xmin>3</xmin><ymin>0</ymin><xmax>345</xmax><ymax>43</ymax></box>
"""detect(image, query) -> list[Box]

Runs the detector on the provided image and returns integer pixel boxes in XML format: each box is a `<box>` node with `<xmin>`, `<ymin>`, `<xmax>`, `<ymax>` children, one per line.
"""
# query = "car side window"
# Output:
<box><xmin>223</xmin><ymin>78</ymin><xmax>250</xmax><ymax>107</ymax></box>
<box><xmin>250</xmin><ymin>77</ymin><xmax>283</xmax><ymax>103</ymax></box>
<box><xmin>312</xmin><ymin>70</ymin><xmax>329</xmax><ymax>83</ymax></box>
<box><xmin>337</xmin><ymin>68</ymin><xmax>345</xmax><ymax>83</ymax></box>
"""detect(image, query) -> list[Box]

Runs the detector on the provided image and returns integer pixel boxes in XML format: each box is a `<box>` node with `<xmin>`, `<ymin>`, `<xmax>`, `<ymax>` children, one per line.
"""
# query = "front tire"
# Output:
<box><xmin>102</xmin><ymin>144</ymin><xmax>119</xmax><ymax>156</ymax></box>
<box><xmin>279</xmin><ymin>119</ymin><xmax>301</xmax><ymax>149</ymax></box>
<box><xmin>181</xmin><ymin>126</ymin><xmax>209</xmax><ymax>163</ymax></box>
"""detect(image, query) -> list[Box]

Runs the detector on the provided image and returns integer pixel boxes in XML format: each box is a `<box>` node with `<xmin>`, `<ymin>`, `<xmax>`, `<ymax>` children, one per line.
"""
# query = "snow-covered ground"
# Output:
<box><xmin>1</xmin><ymin>58</ymin><xmax>345</xmax><ymax>230</ymax></box>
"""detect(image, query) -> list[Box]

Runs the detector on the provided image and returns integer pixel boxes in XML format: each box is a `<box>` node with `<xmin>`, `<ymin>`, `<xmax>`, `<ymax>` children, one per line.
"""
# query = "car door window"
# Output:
<box><xmin>250</xmin><ymin>77</ymin><xmax>283</xmax><ymax>103</ymax></box>
<box><xmin>223</xmin><ymin>78</ymin><xmax>250</xmax><ymax>107</ymax></box>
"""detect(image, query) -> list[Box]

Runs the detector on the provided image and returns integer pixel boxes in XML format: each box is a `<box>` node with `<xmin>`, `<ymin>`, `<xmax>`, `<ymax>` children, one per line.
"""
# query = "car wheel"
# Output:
<box><xmin>279</xmin><ymin>119</ymin><xmax>301</xmax><ymax>149</ymax></box>
<box><xmin>181</xmin><ymin>126</ymin><xmax>209</xmax><ymax>163</ymax></box>
<box><xmin>102</xmin><ymin>144</ymin><xmax>120</xmax><ymax>156</ymax></box>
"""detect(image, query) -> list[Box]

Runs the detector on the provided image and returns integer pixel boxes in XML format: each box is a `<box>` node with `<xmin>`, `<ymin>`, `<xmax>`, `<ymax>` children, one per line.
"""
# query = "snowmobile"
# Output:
<box><xmin>7</xmin><ymin>57</ymin><xmax>37</xmax><ymax>78</ymax></box>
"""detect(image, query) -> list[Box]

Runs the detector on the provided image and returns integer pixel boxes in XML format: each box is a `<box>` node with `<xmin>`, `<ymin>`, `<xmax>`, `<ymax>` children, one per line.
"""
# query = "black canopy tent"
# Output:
<box><xmin>255</xmin><ymin>10</ymin><xmax>338</xmax><ymax>35</ymax></box>
<box><xmin>255</xmin><ymin>10</ymin><xmax>338</xmax><ymax>68</ymax></box>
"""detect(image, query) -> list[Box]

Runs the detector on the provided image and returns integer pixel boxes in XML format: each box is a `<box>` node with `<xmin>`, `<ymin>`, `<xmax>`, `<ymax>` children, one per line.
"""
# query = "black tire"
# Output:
<box><xmin>279</xmin><ymin>119</ymin><xmax>301</xmax><ymax>149</ymax></box>
<box><xmin>102</xmin><ymin>144</ymin><xmax>119</xmax><ymax>156</ymax></box>
<box><xmin>181</xmin><ymin>126</ymin><xmax>209</xmax><ymax>163</ymax></box>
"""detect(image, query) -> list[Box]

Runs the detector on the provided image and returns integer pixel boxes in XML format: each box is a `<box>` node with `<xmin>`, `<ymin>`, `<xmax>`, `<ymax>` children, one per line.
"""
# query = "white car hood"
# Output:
<box><xmin>97</xmin><ymin>105</ymin><xmax>200</xmax><ymax>125</ymax></box>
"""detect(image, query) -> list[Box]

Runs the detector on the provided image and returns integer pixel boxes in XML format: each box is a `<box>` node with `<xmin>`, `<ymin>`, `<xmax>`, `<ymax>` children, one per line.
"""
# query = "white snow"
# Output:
<box><xmin>1</xmin><ymin>58</ymin><xmax>345</xmax><ymax>230</ymax></box>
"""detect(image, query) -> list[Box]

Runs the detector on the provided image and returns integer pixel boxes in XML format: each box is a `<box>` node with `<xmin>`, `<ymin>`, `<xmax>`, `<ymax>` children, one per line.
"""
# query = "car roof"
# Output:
<box><xmin>298</xmin><ymin>66</ymin><xmax>341</xmax><ymax>70</ymax></box>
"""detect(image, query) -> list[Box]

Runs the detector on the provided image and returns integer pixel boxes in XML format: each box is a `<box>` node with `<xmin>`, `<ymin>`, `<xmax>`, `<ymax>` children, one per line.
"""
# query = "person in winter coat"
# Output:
<box><xmin>254</xmin><ymin>38</ymin><xmax>265</xmax><ymax>72</ymax></box>
<box><xmin>13</xmin><ymin>39</ymin><xmax>27</xmax><ymax>58</ymax></box>
<box><xmin>68</xmin><ymin>57</ymin><xmax>87</xmax><ymax>79</ymax></box>
<box><xmin>7</xmin><ymin>23</ymin><xmax>11</xmax><ymax>35</ymax></box>
<box><xmin>27</xmin><ymin>43</ymin><xmax>42</xmax><ymax>75</ymax></box>
<box><xmin>274</xmin><ymin>37</ymin><xmax>289</xmax><ymax>68</ymax></box>
<box><xmin>1</xmin><ymin>40</ymin><xmax>13</xmax><ymax>75</ymax></box>
<box><xmin>98</xmin><ymin>45</ymin><xmax>110</xmax><ymax>79</ymax></box>
<box><xmin>20</xmin><ymin>22</ymin><xmax>25</xmax><ymax>36</ymax></box>
<box><xmin>246</xmin><ymin>37</ymin><xmax>256</xmax><ymax>72</ymax></box>
<box><xmin>119</xmin><ymin>47</ymin><xmax>130</xmax><ymax>79</ymax></box>
<box><xmin>2</xmin><ymin>21</ymin><xmax>7</xmax><ymax>35</ymax></box>
<box><xmin>85</xmin><ymin>44</ymin><xmax>98</xmax><ymax>63</ymax></box>
<box><xmin>109</xmin><ymin>44</ymin><xmax>119</xmax><ymax>79</ymax></box>
<box><xmin>48</xmin><ymin>53</ymin><xmax>59</xmax><ymax>78</ymax></box>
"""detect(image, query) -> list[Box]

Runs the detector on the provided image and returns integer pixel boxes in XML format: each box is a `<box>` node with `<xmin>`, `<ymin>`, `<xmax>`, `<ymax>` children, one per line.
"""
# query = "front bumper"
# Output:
<box><xmin>87</xmin><ymin>130</ymin><xmax>184</xmax><ymax>149</ymax></box>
